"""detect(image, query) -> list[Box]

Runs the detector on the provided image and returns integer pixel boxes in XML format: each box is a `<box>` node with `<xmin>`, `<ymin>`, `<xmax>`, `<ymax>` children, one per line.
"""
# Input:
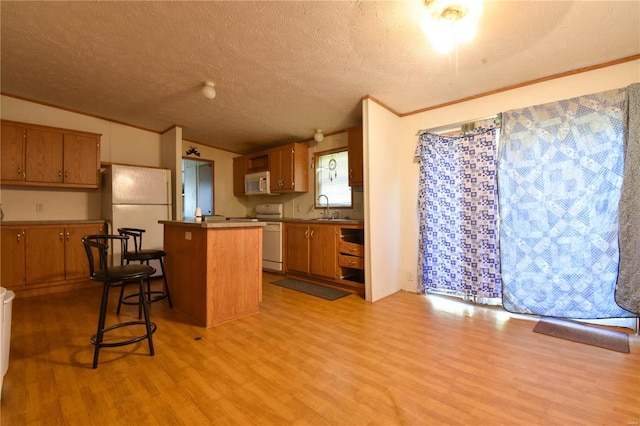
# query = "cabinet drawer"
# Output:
<box><xmin>339</xmin><ymin>241</ymin><xmax>363</xmax><ymax>257</ymax></box>
<box><xmin>339</xmin><ymin>254</ymin><xmax>364</xmax><ymax>270</ymax></box>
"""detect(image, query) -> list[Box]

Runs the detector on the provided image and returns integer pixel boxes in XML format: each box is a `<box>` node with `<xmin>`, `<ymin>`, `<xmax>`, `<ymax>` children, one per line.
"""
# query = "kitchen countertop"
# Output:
<box><xmin>0</xmin><ymin>219</ymin><xmax>106</xmax><ymax>226</ymax></box>
<box><xmin>279</xmin><ymin>218</ymin><xmax>364</xmax><ymax>225</ymax></box>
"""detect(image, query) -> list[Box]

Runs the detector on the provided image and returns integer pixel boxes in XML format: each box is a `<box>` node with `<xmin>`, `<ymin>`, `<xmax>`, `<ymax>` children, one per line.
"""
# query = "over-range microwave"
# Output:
<box><xmin>245</xmin><ymin>171</ymin><xmax>271</xmax><ymax>195</ymax></box>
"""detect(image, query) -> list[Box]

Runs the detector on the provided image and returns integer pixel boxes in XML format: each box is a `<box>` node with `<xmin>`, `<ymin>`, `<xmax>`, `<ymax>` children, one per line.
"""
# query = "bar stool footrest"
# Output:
<box><xmin>91</xmin><ymin>321</ymin><xmax>157</xmax><ymax>348</ymax></box>
<box><xmin>121</xmin><ymin>291</ymin><xmax>168</xmax><ymax>305</ymax></box>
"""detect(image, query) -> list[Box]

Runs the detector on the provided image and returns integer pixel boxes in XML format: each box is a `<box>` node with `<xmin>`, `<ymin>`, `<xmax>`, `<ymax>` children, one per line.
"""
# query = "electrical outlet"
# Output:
<box><xmin>36</xmin><ymin>202</ymin><xmax>44</xmax><ymax>213</ymax></box>
<box><xmin>185</xmin><ymin>231</ymin><xmax>192</xmax><ymax>240</ymax></box>
<box><xmin>296</xmin><ymin>204</ymin><xmax>301</xmax><ymax>213</ymax></box>
<box><xmin>407</xmin><ymin>272</ymin><xmax>413</xmax><ymax>281</ymax></box>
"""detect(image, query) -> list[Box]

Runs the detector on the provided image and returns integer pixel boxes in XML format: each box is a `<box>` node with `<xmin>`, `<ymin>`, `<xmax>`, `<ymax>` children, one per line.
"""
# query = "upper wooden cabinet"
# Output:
<box><xmin>269</xmin><ymin>143</ymin><xmax>309</xmax><ymax>193</ymax></box>
<box><xmin>0</xmin><ymin>120</ymin><xmax>101</xmax><ymax>189</ymax></box>
<box><xmin>347</xmin><ymin>126</ymin><xmax>363</xmax><ymax>187</ymax></box>
<box><xmin>233</xmin><ymin>156</ymin><xmax>247</xmax><ymax>196</ymax></box>
<box><xmin>232</xmin><ymin>142</ymin><xmax>309</xmax><ymax>195</ymax></box>
<box><xmin>1</xmin><ymin>122</ymin><xmax>26</xmax><ymax>183</ymax></box>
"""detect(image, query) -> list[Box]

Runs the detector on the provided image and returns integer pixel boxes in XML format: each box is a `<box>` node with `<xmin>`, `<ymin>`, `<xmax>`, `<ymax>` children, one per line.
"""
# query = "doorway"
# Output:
<box><xmin>182</xmin><ymin>158</ymin><xmax>214</xmax><ymax>220</ymax></box>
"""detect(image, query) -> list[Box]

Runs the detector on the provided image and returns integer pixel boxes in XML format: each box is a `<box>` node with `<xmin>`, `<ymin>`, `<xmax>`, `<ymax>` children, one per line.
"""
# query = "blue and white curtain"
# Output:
<box><xmin>414</xmin><ymin>126</ymin><xmax>501</xmax><ymax>302</ymax></box>
<box><xmin>499</xmin><ymin>88</ymin><xmax>635</xmax><ymax>318</ymax></box>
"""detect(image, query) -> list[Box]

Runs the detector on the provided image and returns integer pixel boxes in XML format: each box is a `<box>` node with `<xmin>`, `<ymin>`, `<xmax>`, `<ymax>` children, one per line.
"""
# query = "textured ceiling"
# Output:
<box><xmin>1</xmin><ymin>1</ymin><xmax>639</xmax><ymax>154</ymax></box>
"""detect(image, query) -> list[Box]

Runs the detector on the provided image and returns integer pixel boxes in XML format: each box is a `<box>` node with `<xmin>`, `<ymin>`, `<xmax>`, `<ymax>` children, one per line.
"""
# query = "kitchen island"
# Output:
<box><xmin>160</xmin><ymin>220</ymin><xmax>265</xmax><ymax>328</ymax></box>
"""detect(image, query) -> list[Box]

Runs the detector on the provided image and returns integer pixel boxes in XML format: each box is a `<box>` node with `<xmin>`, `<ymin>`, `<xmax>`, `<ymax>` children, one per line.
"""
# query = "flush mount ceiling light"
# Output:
<box><xmin>201</xmin><ymin>80</ymin><xmax>216</xmax><ymax>100</ymax></box>
<box><xmin>314</xmin><ymin>129</ymin><xmax>324</xmax><ymax>143</ymax></box>
<box><xmin>421</xmin><ymin>0</ymin><xmax>483</xmax><ymax>54</ymax></box>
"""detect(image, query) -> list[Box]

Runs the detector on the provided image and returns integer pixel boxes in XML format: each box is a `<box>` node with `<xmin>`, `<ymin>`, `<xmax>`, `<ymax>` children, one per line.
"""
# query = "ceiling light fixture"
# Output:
<box><xmin>201</xmin><ymin>81</ymin><xmax>216</xmax><ymax>100</ymax></box>
<box><xmin>421</xmin><ymin>0</ymin><xmax>483</xmax><ymax>54</ymax></box>
<box><xmin>314</xmin><ymin>129</ymin><xmax>324</xmax><ymax>143</ymax></box>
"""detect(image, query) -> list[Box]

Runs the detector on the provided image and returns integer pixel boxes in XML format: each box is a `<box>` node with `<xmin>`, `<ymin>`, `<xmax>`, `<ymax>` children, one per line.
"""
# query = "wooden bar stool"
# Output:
<box><xmin>117</xmin><ymin>228</ymin><xmax>173</xmax><ymax>316</ymax></box>
<box><xmin>82</xmin><ymin>234</ymin><xmax>156</xmax><ymax>369</ymax></box>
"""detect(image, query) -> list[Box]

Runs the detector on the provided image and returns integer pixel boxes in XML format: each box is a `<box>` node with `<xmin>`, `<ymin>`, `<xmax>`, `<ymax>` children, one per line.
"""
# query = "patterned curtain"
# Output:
<box><xmin>499</xmin><ymin>88</ymin><xmax>635</xmax><ymax>318</ymax></box>
<box><xmin>414</xmin><ymin>126</ymin><xmax>501</xmax><ymax>302</ymax></box>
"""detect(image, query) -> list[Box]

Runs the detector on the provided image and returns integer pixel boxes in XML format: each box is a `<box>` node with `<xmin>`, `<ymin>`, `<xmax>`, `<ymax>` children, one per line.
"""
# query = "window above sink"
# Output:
<box><xmin>314</xmin><ymin>148</ymin><xmax>352</xmax><ymax>210</ymax></box>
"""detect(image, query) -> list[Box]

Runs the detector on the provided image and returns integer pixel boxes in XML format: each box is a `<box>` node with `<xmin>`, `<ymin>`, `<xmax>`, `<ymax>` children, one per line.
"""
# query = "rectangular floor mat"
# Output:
<box><xmin>271</xmin><ymin>278</ymin><xmax>350</xmax><ymax>301</ymax></box>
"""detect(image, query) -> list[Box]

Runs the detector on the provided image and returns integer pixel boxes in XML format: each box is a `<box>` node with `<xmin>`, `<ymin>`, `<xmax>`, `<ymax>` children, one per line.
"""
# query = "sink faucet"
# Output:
<box><xmin>318</xmin><ymin>194</ymin><xmax>329</xmax><ymax>219</ymax></box>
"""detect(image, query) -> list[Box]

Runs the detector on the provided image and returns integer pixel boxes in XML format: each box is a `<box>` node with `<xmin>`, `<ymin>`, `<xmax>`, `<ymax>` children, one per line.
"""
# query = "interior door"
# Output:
<box><xmin>182</xmin><ymin>158</ymin><xmax>214</xmax><ymax>219</ymax></box>
<box><xmin>198</xmin><ymin>162</ymin><xmax>213</xmax><ymax>216</ymax></box>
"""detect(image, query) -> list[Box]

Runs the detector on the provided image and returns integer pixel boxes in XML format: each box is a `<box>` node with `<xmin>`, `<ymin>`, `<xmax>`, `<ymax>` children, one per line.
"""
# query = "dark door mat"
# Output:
<box><xmin>533</xmin><ymin>317</ymin><xmax>630</xmax><ymax>353</ymax></box>
<box><xmin>271</xmin><ymin>278</ymin><xmax>350</xmax><ymax>301</ymax></box>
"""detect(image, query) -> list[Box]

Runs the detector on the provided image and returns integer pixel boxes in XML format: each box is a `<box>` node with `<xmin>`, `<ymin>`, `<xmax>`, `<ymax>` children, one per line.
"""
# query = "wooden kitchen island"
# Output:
<box><xmin>160</xmin><ymin>220</ymin><xmax>265</xmax><ymax>328</ymax></box>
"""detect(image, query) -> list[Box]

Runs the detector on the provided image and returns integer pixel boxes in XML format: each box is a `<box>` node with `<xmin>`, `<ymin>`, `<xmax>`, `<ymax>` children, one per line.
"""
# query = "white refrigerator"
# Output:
<box><xmin>102</xmin><ymin>165</ymin><xmax>173</xmax><ymax>274</ymax></box>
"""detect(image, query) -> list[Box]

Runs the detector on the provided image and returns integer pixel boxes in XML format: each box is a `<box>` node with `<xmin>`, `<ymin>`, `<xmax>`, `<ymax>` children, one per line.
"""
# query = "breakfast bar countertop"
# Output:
<box><xmin>158</xmin><ymin>220</ymin><xmax>266</xmax><ymax>228</ymax></box>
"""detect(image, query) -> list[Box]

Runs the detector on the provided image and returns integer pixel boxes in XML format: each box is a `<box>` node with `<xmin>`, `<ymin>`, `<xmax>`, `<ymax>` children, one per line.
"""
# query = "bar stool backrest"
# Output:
<box><xmin>82</xmin><ymin>234</ymin><xmax>128</xmax><ymax>279</ymax></box>
<box><xmin>118</xmin><ymin>228</ymin><xmax>146</xmax><ymax>259</ymax></box>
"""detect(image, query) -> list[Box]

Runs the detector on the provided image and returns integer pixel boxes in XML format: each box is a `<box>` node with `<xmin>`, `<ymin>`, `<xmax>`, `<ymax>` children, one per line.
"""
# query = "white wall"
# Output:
<box><xmin>363</xmin><ymin>99</ymin><xmax>404</xmax><ymax>302</ymax></box>
<box><xmin>373</xmin><ymin>59</ymin><xmax>640</xmax><ymax>300</ymax></box>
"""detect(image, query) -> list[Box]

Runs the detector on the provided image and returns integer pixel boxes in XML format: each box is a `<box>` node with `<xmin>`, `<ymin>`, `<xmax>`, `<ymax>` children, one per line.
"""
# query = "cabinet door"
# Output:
<box><xmin>26</xmin><ymin>227</ymin><xmax>65</xmax><ymax>284</ymax></box>
<box><xmin>1</xmin><ymin>227</ymin><xmax>26</xmax><ymax>287</ymax></box>
<box><xmin>1</xmin><ymin>123</ymin><xmax>26</xmax><ymax>183</ymax></box>
<box><xmin>309</xmin><ymin>225</ymin><xmax>338</xmax><ymax>279</ymax></box>
<box><xmin>25</xmin><ymin>128</ymin><xmax>64</xmax><ymax>183</ymax></box>
<box><xmin>348</xmin><ymin>126</ymin><xmax>363</xmax><ymax>187</ymax></box>
<box><xmin>63</xmin><ymin>134</ymin><xmax>100</xmax><ymax>187</ymax></box>
<box><xmin>65</xmin><ymin>224</ymin><xmax>103</xmax><ymax>280</ymax></box>
<box><xmin>285</xmin><ymin>224</ymin><xmax>309</xmax><ymax>274</ymax></box>
<box><xmin>233</xmin><ymin>156</ymin><xmax>247</xmax><ymax>195</ymax></box>
<box><xmin>278</xmin><ymin>146</ymin><xmax>294</xmax><ymax>191</ymax></box>
<box><xmin>269</xmin><ymin>148</ymin><xmax>283</xmax><ymax>191</ymax></box>
<box><xmin>269</xmin><ymin>146</ymin><xmax>295</xmax><ymax>192</ymax></box>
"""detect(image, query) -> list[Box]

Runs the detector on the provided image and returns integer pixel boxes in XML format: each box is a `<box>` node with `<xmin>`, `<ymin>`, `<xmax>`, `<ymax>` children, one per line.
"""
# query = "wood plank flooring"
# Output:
<box><xmin>1</xmin><ymin>272</ymin><xmax>639</xmax><ymax>425</ymax></box>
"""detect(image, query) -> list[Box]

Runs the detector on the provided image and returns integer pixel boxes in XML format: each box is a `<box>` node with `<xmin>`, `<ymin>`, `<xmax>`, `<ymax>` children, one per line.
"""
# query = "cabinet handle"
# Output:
<box><xmin>348</xmin><ymin>260</ymin><xmax>356</xmax><ymax>266</ymax></box>
<box><xmin>310</xmin><ymin>230</ymin><xmax>314</xmax><ymax>238</ymax></box>
<box><xmin>304</xmin><ymin>230</ymin><xmax>308</xmax><ymax>239</ymax></box>
<box><xmin>64</xmin><ymin>170</ymin><xmax>68</xmax><ymax>178</ymax></box>
<box><xmin>16</xmin><ymin>233</ymin><xmax>21</xmax><ymax>243</ymax></box>
<box><xmin>58</xmin><ymin>170</ymin><xmax>62</xmax><ymax>178</ymax></box>
<box><xmin>17</xmin><ymin>167</ymin><xmax>22</xmax><ymax>176</ymax></box>
<box><xmin>348</xmin><ymin>247</ymin><xmax>356</xmax><ymax>253</ymax></box>
<box><xmin>66</xmin><ymin>232</ymin><xmax>70</xmax><ymax>240</ymax></box>
<box><xmin>350</xmin><ymin>169</ymin><xmax>353</xmax><ymax>179</ymax></box>
<box><xmin>59</xmin><ymin>232</ymin><xmax>64</xmax><ymax>240</ymax></box>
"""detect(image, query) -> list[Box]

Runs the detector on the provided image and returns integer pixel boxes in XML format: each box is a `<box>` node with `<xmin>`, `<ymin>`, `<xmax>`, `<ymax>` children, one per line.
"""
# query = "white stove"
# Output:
<box><xmin>255</xmin><ymin>204</ymin><xmax>283</xmax><ymax>272</ymax></box>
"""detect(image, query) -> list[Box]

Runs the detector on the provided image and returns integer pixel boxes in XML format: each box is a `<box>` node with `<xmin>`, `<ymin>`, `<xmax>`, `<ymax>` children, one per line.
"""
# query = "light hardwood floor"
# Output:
<box><xmin>1</xmin><ymin>272</ymin><xmax>639</xmax><ymax>425</ymax></box>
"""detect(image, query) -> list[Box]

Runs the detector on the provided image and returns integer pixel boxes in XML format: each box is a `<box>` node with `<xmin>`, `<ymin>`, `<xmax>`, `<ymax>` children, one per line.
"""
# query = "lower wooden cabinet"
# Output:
<box><xmin>309</xmin><ymin>225</ymin><xmax>338</xmax><ymax>280</ymax></box>
<box><xmin>0</xmin><ymin>227</ymin><xmax>26</xmax><ymax>287</ymax></box>
<box><xmin>0</xmin><ymin>222</ymin><xmax>104</xmax><ymax>296</ymax></box>
<box><xmin>284</xmin><ymin>222</ymin><xmax>364</xmax><ymax>295</ymax></box>
<box><xmin>284</xmin><ymin>223</ymin><xmax>311</xmax><ymax>274</ymax></box>
<box><xmin>25</xmin><ymin>227</ymin><xmax>66</xmax><ymax>284</ymax></box>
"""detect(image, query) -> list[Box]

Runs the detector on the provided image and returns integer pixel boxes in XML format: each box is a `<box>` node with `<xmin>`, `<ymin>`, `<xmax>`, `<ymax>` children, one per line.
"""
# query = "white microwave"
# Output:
<box><xmin>245</xmin><ymin>171</ymin><xmax>271</xmax><ymax>195</ymax></box>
